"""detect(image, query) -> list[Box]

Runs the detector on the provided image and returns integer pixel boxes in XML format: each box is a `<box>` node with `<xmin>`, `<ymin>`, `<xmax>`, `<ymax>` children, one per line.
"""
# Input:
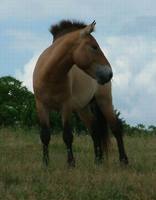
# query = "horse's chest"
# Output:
<box><xmin>71</xmin><ymin>78</ymin><xmax>98</xmax><ymax>110</ymax></box>
<box><xmin>68</xmin><ymin>65</ymin><xmax>98</xmax><ymax>110</ymax></box>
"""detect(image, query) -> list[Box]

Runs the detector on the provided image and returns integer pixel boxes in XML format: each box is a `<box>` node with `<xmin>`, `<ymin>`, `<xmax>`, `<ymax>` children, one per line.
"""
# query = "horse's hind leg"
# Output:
<box><xmin>36</xmin><ymin>100</ymin><xmax>51</xmax><ymax>166</ymax></box>
<box><xmin>97</xmin><ymin>102</ymin><xmax>128</xmax><ymax>165</ymax></box>
<box><xmin>62</xmin><ymin>105</ymin><xmax>75</xmax><ymax>167</ymax></box>
<box><xmin>110</xmin><ymin>114</ymin><xmax>128</xmax><ymax>164</ymax></box>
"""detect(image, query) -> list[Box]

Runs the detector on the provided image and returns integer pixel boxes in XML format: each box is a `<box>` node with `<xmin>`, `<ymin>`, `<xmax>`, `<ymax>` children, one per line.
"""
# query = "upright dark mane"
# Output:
<box><xmin>50</xmin><ymin>20</ymin><xmax>86</xmax><ymax>40</ymax></box>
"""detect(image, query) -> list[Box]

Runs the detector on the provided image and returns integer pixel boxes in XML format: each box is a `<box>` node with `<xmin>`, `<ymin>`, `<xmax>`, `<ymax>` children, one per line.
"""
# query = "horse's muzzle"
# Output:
<box><xmin>96</xmin><ymin>65</ymin><xmax>113</xmax><ymax>85</ymax></box>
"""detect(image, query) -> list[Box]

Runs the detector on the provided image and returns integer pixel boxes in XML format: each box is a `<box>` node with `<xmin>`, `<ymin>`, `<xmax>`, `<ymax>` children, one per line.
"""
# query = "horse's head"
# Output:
<box><xmin>73</xmin><ymin>21</ymin><xmax>113</xmax><ymax>84</ymax></box>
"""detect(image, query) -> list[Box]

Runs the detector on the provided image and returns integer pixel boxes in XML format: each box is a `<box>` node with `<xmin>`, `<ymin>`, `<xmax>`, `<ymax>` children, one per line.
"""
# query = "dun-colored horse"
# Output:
<box><xmin>33</xmin><ymin>20</ymin><xmax>128</xmax><ymax>167</ymax></box>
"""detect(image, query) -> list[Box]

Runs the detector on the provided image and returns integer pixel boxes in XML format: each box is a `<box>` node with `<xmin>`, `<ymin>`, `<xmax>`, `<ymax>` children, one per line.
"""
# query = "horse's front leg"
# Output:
<box><xmin>62</xmin><ymin>105</ymin><xmax>75</xmax><ymax>167</ymax></box>
<box><xmin>63</xmin><ymin>122</ymin><xmax>75</xmax><ymax>167</ymax></box>
<box><xmin>36</xmin><ymin>101</ymin><xmax>51</xmax><ymax>166</ymax></box>
<box><xmin>40</xmin><ymin>125</ymin><xmax>51</xmax><ymax>166</ymax></box>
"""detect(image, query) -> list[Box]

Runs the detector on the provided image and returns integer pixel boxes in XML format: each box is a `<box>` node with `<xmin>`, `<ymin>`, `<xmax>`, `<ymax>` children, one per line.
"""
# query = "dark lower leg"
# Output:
<box><xmin>91</xmin><ymin>121</ymin><xmax>103</xmax><ymax>163</ymax></box>
<box><xmin>111</xmin><ymin>121</ymin><xmax>128</xmax><ymax>164</ymax></box>
<box><xmin>92</xmin><ymin>133</ymin><xmax>103</xmax><ymax>163</ymax></box>
<box><xmin>40</xmin><ymin>125</ymin><xmax>51</xmax><ymax>166</ymax></box>
<box><xmin>93</xmin><ymin>140</ymin><xmax>103</xmax><ymax>164</ymax></box>
<box><xmin>115</xmin><ymin>134</ymin><xmax>128</xmax><ymax>164</ymax></box>
<box><xmin>63</xmin><ymin>123</ymin><xmax>75</xmax><ymax>167</ymax></box>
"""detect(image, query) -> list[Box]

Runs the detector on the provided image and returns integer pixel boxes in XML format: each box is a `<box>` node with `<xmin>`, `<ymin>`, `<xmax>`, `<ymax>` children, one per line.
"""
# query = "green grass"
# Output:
<box><xmin>0</xmin><ymin>128</ymin><xmax>156</xmax><ymax>200</ymax></box>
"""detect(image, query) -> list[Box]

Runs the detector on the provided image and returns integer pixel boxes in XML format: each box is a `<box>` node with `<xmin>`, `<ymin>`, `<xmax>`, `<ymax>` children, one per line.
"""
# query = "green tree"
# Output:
<box><xmin>148</xmin><ymin>125</ymin><xmax>156</xmax><ymax>134</ymax></box>
<box><xmin>0</xmin><ymin>76</ymin><xmax>37</xmax><ymax>126</ymax></box>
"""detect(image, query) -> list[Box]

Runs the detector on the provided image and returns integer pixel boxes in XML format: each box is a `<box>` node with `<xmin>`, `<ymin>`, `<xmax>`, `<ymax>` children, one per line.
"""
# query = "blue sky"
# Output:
<box><xmin>0</xmin><ymin>0</ymin><xmax>156</xmax><ymax>126</ymax></box>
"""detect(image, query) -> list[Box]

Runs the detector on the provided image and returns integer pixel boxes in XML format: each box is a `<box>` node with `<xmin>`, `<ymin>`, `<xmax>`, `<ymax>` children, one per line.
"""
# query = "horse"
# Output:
<box><xmin>33</xmin><ymin>20</ymin><xmax>128</xmax><ymax>167</ymax></box>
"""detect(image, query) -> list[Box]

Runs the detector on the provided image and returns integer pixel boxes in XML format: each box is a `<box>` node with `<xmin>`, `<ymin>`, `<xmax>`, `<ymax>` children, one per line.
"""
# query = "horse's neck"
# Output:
<box><xmin>45</xmin><ymin>38</ymin><xmax>75</xmax><ymax>81</ymax></box>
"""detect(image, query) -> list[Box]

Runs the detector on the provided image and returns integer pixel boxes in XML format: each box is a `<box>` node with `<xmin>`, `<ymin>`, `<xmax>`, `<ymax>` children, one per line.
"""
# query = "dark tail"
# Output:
<box><xmin>90</xmin><ymin>98</ymin><xmax>110</xmax><ymax>157</ymax></box>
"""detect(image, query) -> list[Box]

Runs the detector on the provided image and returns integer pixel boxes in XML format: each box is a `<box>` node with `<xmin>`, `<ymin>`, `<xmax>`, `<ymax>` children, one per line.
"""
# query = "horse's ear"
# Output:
<box><xmin>80</xmin><ymin>20</ymin><xmax>96</xmax><ymax>36</ymax></box>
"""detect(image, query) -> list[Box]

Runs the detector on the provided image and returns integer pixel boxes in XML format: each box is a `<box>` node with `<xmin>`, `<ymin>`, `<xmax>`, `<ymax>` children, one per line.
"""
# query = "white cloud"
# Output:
<box><xmin>15</xmin><ymin>54</ymin><xmax>39</xmax><ymax>92</ymax></box>
<box><xmin>103</xmin><ymin>36</ymin><xmax>156</xmax><ymax>125</ymax></box>
<box><xmin>135</xmin><ymin>61</ymin><xmax>156</xmax><ymax>95</ymax></box>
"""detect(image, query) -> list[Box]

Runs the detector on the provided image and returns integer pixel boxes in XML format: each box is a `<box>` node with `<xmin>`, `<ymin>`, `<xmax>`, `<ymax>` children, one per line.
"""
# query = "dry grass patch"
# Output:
<box><xmin>0</xmin><ymin>128</ymin><xmax>156</xmax><ymax>200</ymax></box>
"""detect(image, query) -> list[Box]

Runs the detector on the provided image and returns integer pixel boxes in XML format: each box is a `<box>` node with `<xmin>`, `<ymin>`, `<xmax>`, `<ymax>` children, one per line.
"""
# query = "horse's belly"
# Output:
<box><xmin>70</xmin><ymin>65</ymin><xmax>98</xmax><ymax>110</ymax></box>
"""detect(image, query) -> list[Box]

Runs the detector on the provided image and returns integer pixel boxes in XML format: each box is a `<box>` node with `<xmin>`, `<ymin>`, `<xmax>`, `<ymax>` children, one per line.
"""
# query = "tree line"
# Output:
<box><xmin>0</xmin><ymin>76</ymin><xmax>155</xmax><ymax>135</ymax></box>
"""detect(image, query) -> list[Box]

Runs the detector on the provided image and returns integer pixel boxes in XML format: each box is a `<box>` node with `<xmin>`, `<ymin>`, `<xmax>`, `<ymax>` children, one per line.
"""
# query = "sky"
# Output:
<box><xmin>0</xmin><ymin>0</ymin><xmax>156</xmax><ymax>126</ymax></box>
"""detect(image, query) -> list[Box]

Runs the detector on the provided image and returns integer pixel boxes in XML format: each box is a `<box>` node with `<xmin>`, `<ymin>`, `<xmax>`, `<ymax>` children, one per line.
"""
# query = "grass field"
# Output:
<box><xmin>0</xmin><ymin>128</ymin><xmax>156</xmax><ymax>200</ymax></box>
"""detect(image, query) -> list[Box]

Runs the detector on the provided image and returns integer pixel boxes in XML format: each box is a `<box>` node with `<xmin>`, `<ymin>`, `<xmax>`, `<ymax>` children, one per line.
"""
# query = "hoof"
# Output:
<box><xmin>43</xmin><ymin>155</ymin><xmax>49</xmax><ymax>167</ymax></box>
<box><xmin>68</xmin><ymin>158</ymin><xmax>76</xmax><ymax>168</ymax></box>
<box><xmin>120</xmin><ymin>157</ymin><xmax>129</xmax><ymax>165</ymax></box>
<box><xmin>95</xmin><ymin>157</ymin><xmax>103</xmax><ymax>165</ymax></box>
